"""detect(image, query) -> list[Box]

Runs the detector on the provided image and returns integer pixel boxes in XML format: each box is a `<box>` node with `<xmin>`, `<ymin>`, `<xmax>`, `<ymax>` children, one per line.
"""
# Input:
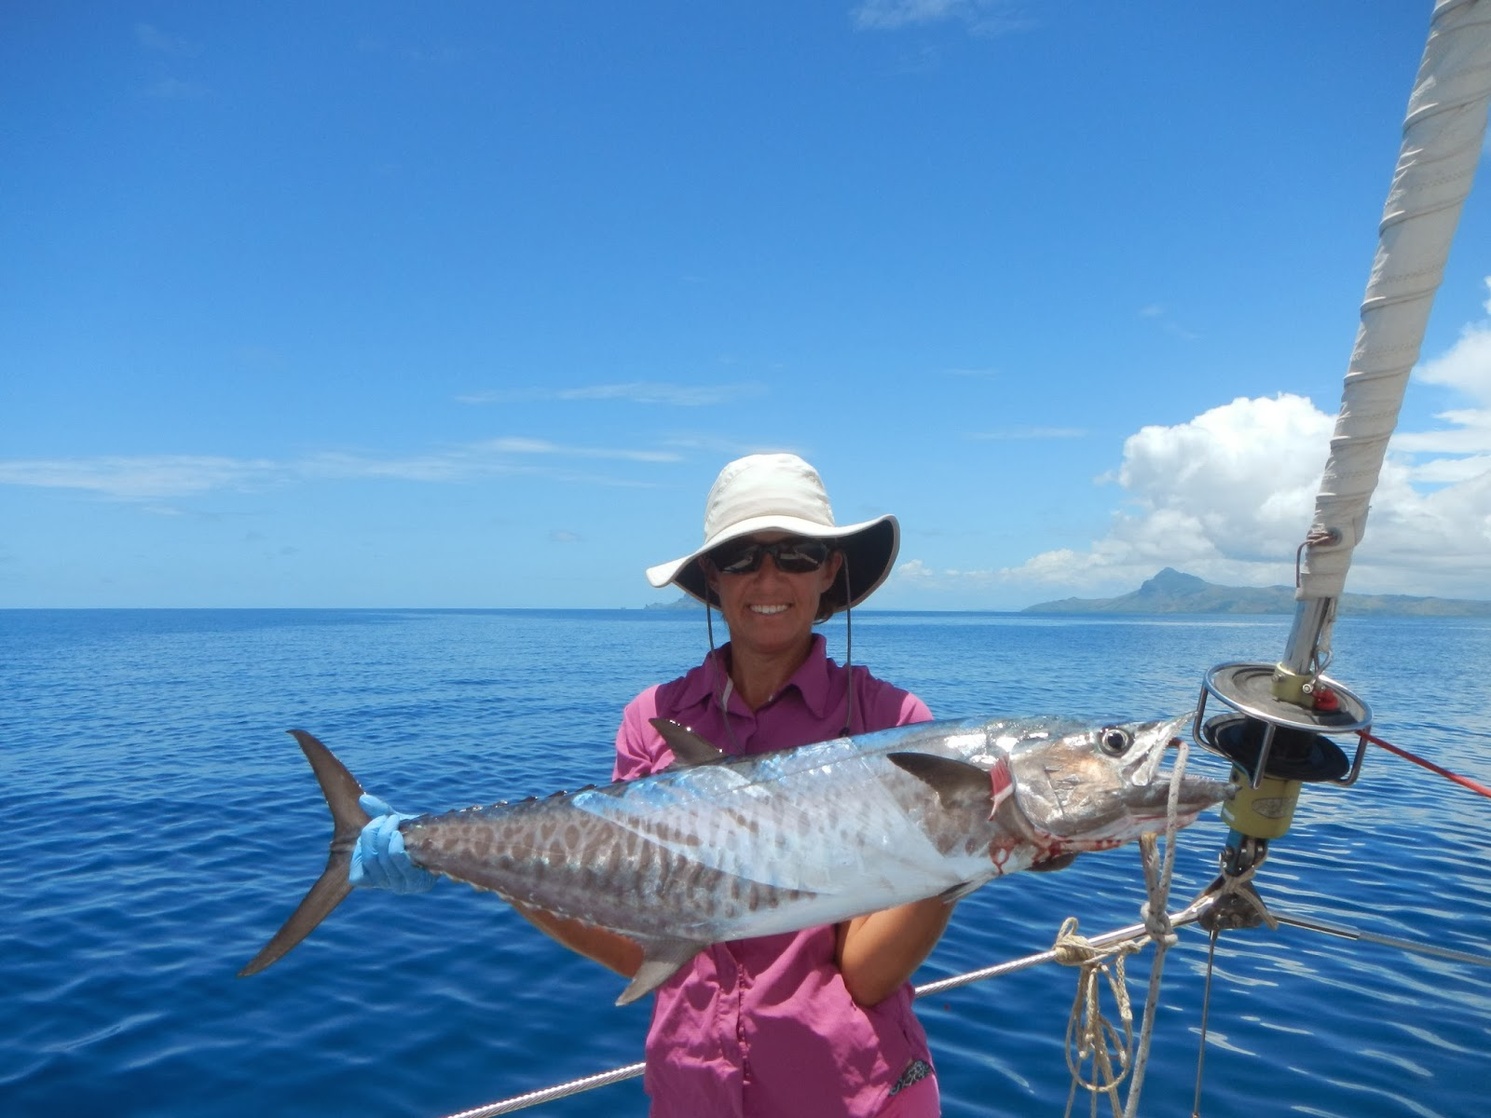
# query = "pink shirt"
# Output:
<box><xmin>614</xmin><ymin>635</ymin><xmax>936</xmax><ymax>1118</ymax></box>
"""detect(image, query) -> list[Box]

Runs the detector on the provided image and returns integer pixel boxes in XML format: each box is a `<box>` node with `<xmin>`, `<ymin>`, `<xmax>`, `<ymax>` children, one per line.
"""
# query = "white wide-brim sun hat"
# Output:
<box><xmin>646</xmin><ymin>453</ymin><xmax>900</xmax><ymax>612</ymax></box>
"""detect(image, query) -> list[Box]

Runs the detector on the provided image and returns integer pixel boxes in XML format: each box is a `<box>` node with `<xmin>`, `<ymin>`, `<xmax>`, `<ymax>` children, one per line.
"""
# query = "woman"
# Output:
<box><xmin>355</xmin><ymin>453</ymin><xmax>949</xmax><ymax>1117</ymax></box>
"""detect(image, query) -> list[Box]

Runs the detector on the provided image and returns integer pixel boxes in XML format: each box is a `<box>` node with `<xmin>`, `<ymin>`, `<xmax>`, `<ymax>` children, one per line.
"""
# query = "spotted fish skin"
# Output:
<box><xmin>239</xmin><ymin>715</ymin><xmax>1230</xmax><ymax>1003</ymax></box>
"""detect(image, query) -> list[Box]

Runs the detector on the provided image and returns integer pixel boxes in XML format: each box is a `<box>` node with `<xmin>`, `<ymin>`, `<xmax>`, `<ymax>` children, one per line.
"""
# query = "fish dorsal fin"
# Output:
<box><xmin>650</xmin><ymin>718</ymin><xmax>727</xmax><ymax>767</ymax></box>
<box><xmin>616</xmin><ymin>935</ymin><xmax>706</xmax><ymax>1005</ymax></box>
<box><xmin>889</xmin><ymin>751</ymin><xmax>991</xmax><ymax>812</ymax></box>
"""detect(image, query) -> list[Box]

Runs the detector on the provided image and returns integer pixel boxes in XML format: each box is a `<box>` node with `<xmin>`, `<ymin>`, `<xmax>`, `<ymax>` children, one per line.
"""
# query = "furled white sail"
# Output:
<box><xmin>1298</xmin><ymin>0</ymin><xmax>1491</xmax><ymax>604</ymax></box>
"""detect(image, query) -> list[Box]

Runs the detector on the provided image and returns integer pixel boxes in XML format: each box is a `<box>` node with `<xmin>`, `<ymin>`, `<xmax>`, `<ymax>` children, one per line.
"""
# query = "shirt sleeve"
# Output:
<box><xmin>854</xmin><ymin>667</ymin><xmax>933</xmax><ymax>733</ymax></box>
<box><xmin>613</xmin><ymin>684</ymin><xmax>665</xmax><ymax>782</ymax></box>
<box><xmin>898</xmin><ymin>691</ymin><xmax>934</xmax><ymax>727</ymax></box>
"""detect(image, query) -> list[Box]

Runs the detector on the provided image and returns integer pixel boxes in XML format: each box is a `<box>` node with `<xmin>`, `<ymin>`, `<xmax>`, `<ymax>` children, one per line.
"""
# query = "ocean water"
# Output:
<box><xmin>2</xmin><ymin>608</ymin><xmax>1489</xmax><ymax>1118</ymax></box>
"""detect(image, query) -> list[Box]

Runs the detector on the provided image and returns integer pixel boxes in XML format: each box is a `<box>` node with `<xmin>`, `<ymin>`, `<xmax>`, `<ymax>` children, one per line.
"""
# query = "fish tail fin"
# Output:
<box><xmin>237</xmin><ymin>729</ymin><xmax>372</xmax><ymax>978</ymax></box>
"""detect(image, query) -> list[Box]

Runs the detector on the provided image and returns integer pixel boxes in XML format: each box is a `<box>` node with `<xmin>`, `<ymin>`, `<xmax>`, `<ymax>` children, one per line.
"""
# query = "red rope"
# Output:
<box><xmin>1360</xmin><ymin>730</ymin><xmax>1491</xmax><ymax>801</ymax></box>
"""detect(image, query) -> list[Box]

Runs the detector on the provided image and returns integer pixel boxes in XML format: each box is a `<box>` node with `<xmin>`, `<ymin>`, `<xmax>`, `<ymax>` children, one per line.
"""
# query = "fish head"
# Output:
<box><xmin>1007</xmin><ymin>714</ymin><xmax>1231</xmax><ymax>846</ymax></box>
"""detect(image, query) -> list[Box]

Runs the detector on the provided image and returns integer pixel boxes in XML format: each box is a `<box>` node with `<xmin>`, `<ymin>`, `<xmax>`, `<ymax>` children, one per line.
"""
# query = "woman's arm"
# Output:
<box><xmin>510</xmin><ymin>902</ymin><xmax>644</xmax><ymax>978</ymax></box>
<box><xmin>507</xmin><ymin>687</ymin><xmax>665</xmax><ymax>978</ymax></box>
<box><xmin>833</xmin><ymin>682</ymin><xmax>949</xmax><ymax>1005</ymax></box>
<box><xmin>834</xmin><ymin>895</ymin><xmax>955</xmax><ymax>1007</ymax></box>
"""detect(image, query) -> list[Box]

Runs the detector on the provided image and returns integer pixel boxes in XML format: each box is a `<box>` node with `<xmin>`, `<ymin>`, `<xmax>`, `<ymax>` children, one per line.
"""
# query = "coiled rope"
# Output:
<box><xmin>1056</xmin><ymin>740</ymin><xmax>1190</xmax><ymax>1118</ymax></box>
<box><xmin>1054</xmin><ymin>915</ymin><xmax>1138</xmax><ymax>1118</ymax></box>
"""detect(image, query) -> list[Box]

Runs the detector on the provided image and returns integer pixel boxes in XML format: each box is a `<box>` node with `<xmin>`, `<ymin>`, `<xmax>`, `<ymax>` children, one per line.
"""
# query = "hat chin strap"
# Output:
<box><xmin>841</xmin><ymin>566</ymin><xmax>856</xmax><ymax>737</ymax></box>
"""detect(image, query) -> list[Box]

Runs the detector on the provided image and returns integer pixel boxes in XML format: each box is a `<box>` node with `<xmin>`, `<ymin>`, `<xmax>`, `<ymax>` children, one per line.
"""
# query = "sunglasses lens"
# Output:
<box><xmin>712</xmin><ymin>543</ymin><xmax>764</xmax><ymax>574</ymax></box>
<box><xmin>710</xmin><ymin>538</ymin><xmax>831</xmax><ymax>574</ymax></box>
<box><xmin>773</xmin><ymin>541</ymin><xmax>830</xmax><ymax>572</ymax></box>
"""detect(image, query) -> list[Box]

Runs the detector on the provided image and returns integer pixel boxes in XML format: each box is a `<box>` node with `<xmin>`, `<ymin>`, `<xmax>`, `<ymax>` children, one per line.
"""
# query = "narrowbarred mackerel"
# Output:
<box><xmin>240</xmin><ymin>714</ymin><xmax>1230</xmax><ymax>1004</ymax></box>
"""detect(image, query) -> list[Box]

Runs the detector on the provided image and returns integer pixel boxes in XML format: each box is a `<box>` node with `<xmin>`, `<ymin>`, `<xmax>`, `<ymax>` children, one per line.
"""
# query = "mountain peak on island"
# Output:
<box><xmin>1022</xmin><ymin>569</ymin><xmax>1491</xmax><ymax>617</ymax></box>
<box><xmin>1135</xmin><ymin>567</ymin><xmax>1210</xmax><ymax>597</ymax></box>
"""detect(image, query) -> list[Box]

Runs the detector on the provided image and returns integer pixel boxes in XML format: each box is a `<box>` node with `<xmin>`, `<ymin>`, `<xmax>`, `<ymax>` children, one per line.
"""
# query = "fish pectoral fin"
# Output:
<box><xmin>1029</xmin><ymin>851</ymin><xmax>1080</xmax><ymax>873</ymax></box>
<box><xmin>888</xmin><ymin>751</ymin><xmax>991</xmax><ymax>812</ymax></box>
<box><xmin>616</xmin><ymin>936</ymin><xmax>706</xmax><ymax>1006</ymax></box>
<box><xmin>936</xmin><ymin>879</ymin><xmax>985</xmax><ymax>904</ymax></box>
<box><xmin>649</xmin><ymin>718</ymin><xmax>727</xmax><ymax>768</ymax></box>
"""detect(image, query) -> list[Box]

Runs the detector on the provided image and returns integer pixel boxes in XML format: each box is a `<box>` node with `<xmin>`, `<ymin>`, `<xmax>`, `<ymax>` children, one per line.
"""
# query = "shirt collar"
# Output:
<box><xmin>677</xmin><ymin>633</ymin><xmax>835</xmax><ymax>717</ymax></box>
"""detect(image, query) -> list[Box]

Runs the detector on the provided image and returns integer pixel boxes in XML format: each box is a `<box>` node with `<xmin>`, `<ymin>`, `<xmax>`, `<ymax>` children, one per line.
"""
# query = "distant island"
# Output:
<box><xmin>1023</xmin><ymin>567</ymin><xmax>1491</xmax><ymax>617</ymax></box>
<box><xmin>643</xmin><ymin>567</ymin><xmax>1490</xmax><ymax>617</ymax></box>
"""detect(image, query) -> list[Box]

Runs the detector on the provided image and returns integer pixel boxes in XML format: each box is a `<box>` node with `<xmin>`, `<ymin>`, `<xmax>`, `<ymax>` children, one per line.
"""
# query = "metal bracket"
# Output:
<box><xmin>1194</xmin><ymin>662</ymin><xmax>1372</xmax><ymax>789</ymax></box>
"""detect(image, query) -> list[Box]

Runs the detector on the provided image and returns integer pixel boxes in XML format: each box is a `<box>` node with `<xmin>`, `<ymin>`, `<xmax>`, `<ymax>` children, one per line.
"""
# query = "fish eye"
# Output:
<box><xmin>1098</xmin><ymin>727</ymin><xmax>1133</xmax><ymax>756</ymax></box>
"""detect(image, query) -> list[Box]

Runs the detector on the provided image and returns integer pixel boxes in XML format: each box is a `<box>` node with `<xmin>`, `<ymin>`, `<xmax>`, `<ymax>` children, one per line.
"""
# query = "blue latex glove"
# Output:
<box><xmin>349</xmin><ymin>794</ymin><xmax>438</xmax><ymax>894</ymax></box>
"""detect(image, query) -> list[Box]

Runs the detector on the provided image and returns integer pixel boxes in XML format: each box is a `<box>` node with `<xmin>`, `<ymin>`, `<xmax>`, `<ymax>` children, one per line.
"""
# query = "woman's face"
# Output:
<box><xmin>704</xmin><ymin>533</ymin><xmax>843</xmax><ymax>660</ymax></box>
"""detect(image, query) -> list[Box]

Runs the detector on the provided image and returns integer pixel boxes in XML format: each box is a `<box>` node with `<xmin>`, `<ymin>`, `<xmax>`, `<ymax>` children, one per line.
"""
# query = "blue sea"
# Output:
<box><xmin>3</xmin><ymin>608</ymin><xmax>1489</xmax><ymax>1117</ymax></box>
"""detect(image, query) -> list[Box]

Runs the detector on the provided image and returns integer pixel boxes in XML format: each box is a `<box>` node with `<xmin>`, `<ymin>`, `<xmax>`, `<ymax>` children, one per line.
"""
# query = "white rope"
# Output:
<box><xmin>1121</xmin><ymin>739</ymin><xmax>1189</xmax><ymax>1118</ymax></box>
<box><xmin>1055</xmin><ymin>915</ymin><xmax>1139</xmax><ymax>1118</ymax></box>
<box><xmin>1055</xmin><ymin>740</ymin><xmax>1190</xmax><ymax>1118</ymax></box>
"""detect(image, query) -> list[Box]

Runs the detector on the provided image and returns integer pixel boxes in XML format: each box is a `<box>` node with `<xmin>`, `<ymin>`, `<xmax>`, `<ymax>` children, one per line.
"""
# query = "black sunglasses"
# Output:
<box><xmin>707</xmin><ymin>537</ymin><xmax>833</xmax><ymax>575</ymax></box>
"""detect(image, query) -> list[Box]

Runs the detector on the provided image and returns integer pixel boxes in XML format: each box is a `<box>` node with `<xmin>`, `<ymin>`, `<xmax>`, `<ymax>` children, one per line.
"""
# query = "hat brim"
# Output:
<box><xmin>647</xmin><ymin>515</ymin><xmax>899</xmax><ymax>612</ymax></box>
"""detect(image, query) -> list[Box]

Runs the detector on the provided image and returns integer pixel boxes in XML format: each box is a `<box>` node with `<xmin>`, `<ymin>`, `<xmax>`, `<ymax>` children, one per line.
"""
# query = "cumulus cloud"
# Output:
<box><xmin>1397</xmin><ymin>276</ymin><xmax>1491</xmax><ymax>459</ymax></box>
<box><xmin>898</xmin><ymin>279</ymin><xmax>1491</xmax><ymax>603</ymax></box>
<box><xmin>1335</xmin><ymin>277</ymin><xmax>1491</xmax><ymax>594</ymax></box>
<box><xmin>968</xmin><ymin>393</ymin><xmax>1334</xmax><ymax>594</ymax></box>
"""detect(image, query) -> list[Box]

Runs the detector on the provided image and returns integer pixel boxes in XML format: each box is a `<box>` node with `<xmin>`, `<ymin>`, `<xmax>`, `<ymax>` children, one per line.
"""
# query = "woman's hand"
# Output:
<box><xmin>349</xmin><ymin>794</ymin><xmax>439</xmax><ymax>893</ymax></box>
<box><xmin>835</xmin><ymin>896</ymin><xmax>955</xmax><ymax>1007</ymax></box>
<box><xmin>509</xmin><ymin>903</ymin><xmax>645</xmax><ymax>978</ymax></box>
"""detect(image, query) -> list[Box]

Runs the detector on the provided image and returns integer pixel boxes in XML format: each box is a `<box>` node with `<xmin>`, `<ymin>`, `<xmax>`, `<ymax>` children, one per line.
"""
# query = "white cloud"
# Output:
<box><xmin>899</xmin><ymin>283</ymin><xmax>1491</xmax><ymax>603</ymax></box>
<box><xmin>969</xmin><ymin>426</ymin><xmax>1086</xmax><ymax>440</ymax></box>
<box><xmin>852</xmin><ymin>0</ymin><xmax>1033</xmax><ymax>35</ymax></box>
<box><xmin>135</xmin><ymin>24</ymin><xmax>201</xmax><ymax>57</ymax></box>
<box><xmin>1137</xmin><ymin>302</ymin><xmax>1200</xmax><ymax>341</ymax></box>
<box><xmin>456</xmin><ymin>382</ymin><xmax>765</xmax><ymax>407</ymax></box>
<box><xmin>1399</xmin><ymin>276</ymin><xmax>1491</xmax><ymax>459</ymax></box>
<box><xmin>0</xmin><ymin>439</ymin><xmax>680</xmax><ymax>501</ymax></box>
<box><xmin>0</xmin><ymin>455</ymin><xmax>280</xmax><ymax>499</ymax></box>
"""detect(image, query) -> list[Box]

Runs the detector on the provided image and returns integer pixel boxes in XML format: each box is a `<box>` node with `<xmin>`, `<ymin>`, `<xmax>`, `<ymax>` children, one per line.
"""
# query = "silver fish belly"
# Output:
<box><xmin>240</xmin><ymin>715</ymin><xmax>1230</xmax><ymax>1004</ymax></box>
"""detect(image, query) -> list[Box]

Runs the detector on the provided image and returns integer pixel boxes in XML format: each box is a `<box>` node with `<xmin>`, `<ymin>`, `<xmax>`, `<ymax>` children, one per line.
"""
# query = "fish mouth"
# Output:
<box><xmin>1122</xmin><ymin>770</ymin><xmax>1235</xmax><ymax>819</ymax></box>
<box><xmin>1122</xmin><ymin>724</ymin><xmax>1234</xmax><ymax>819</ymax></box>
<box><xmin>1009</xmin><ymin>714</ymin><xmax>1232</xmax><ymax>840</ymax></box>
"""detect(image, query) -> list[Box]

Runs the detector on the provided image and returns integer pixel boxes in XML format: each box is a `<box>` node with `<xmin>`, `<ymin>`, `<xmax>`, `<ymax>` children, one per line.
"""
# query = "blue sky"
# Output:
<box><xmin>3</xmin><ymin>1</ymin><xmax>1489</xmax><ymax>609</ymax></box>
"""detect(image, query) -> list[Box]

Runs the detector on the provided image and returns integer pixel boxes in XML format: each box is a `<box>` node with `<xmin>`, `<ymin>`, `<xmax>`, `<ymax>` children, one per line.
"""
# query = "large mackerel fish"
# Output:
<box><xmin>240</xmin><ymin>714</ymin><xmax>1229</xmax><ymax>1003</ymax></box>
